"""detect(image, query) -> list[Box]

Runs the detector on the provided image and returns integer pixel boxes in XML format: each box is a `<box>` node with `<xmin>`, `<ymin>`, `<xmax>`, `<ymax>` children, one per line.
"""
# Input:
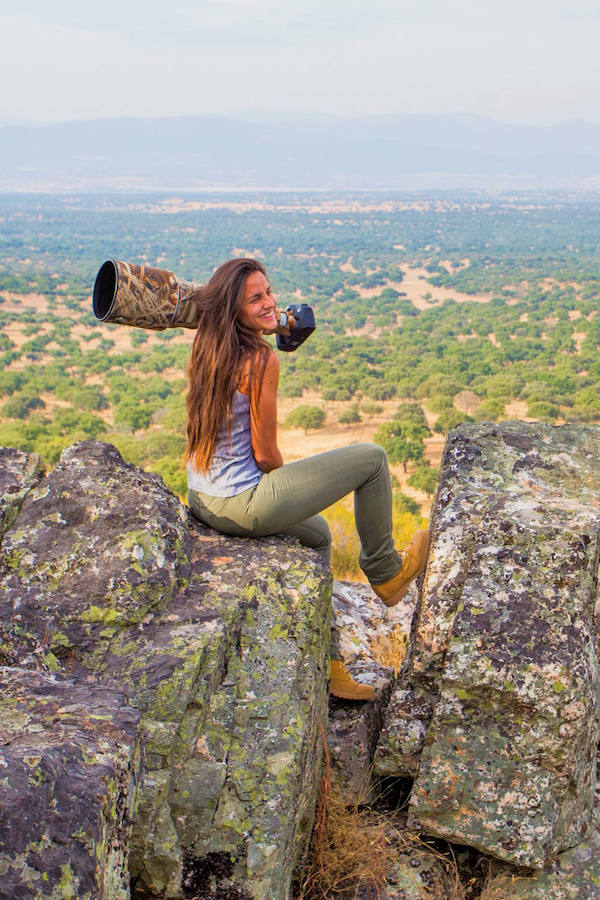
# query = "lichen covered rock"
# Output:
<box><xmin>327</xmin><ymin>580</ymin><xmax>415</xmax><ymax>800</ymax></box>
<box><xmin>0</xmin><ymin>667</ymin><xmax>140</xmax><ymax>900</ymax></box>
<box><xmin>381</xmin><ymin>839</ymin><xmax>452</xmax><ymax>899</ymax></box>
<box><xmin>375</xmin><ymin>423</ymin><xmax>600</xmax><ymax>868</ymax></box>
<box><xmin>350</xmin><ymin>820</ymin><xmax>453</xmax><ymax>900</ymax></box>
<box><xmin>0</xmin><ymin>446</ymin><xmax>44</xmax><ymax>535</ymax></box>
<box><xmin>0</xmin><ymin>441</ymin><xmax>332</xmax><ymax>900</ymax></box>
<box><xmin>480</xmin><ymin>816</ymin><xmax>600</xmax><ymax>898</ymax></box>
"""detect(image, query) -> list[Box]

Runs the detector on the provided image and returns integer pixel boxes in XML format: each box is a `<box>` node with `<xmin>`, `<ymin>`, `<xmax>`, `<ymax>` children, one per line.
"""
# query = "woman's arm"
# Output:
<box><xmin>249</xmin><ymin>350</ymin><xmax>283</xmax><ymax>472</ymax></box>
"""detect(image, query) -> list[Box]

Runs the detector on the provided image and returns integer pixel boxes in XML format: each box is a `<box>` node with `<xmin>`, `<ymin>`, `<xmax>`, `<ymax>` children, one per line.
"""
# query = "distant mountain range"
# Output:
<box><xmin>2</xmin><ymin>112</ymin><xmax>600</xmax><ymax>191</ymax></box>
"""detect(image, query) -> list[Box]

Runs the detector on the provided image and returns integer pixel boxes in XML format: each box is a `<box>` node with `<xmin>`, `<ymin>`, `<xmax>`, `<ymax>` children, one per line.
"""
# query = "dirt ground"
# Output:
<box><xmin>398</xmin><ymin>265</ymin><xmax>493</xmax><ymax>309</ymax></box>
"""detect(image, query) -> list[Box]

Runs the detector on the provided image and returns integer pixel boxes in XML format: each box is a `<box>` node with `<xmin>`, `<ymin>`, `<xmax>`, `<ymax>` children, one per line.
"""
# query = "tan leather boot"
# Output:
<box><xmin>329</xmin><ymin>659</ymin><xmax>375</xmax><ymax>701</ymax></box>
<box><xmin>371</xmin><ymin>529</ymin><xmax>430</xmax><ymax>608</ymax></box>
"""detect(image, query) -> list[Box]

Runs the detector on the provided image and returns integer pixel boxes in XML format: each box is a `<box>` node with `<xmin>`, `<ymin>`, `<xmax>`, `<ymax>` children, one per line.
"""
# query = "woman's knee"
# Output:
<box><xmin>371</xmin><ymin>443</ymin><xmax>388</xmax><ymax>466</ymax></box>
<box><xmin>350</xmin><ymin>442</ymin><xmax>388</xmax><ymax>475</ymax></box>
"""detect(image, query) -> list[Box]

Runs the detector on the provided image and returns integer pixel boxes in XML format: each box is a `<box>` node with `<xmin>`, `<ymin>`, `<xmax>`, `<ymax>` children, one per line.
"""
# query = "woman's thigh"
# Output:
<box><xmin>190</xmin><ymin>487</ymin><xmax>332</xmax><ymax>561</ymax></box>
<box><xmin>188</xmin><ymin>488</ymin><xmax>257</xmax><ymax>536</ymax></box>
<box><xmin>247</xmin><ymin>443</ymin><xmax>385</xmax><ymax>535</ymax></box>
<box><xmin>283</xmin><ymin>514</ymin><xmax>331</xmax><ymax>561</ymax></box>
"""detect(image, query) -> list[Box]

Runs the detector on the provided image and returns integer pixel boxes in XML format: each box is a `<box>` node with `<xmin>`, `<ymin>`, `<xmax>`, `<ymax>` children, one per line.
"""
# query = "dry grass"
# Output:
<box><xmin>297</xmin><ymin>784</ymin><xmax>483</xmax><ymax>900</ymax></box>
<box><xmin>297</xmin><ymin>724</ymin><xmax>492</xmax><ymax>899</ymax></box>
<box><xmin>390</xmin><ymin>828</ymin><xmax>466</xmax><ymax>899</ymax></box>
<box><xmin>368</xmin><ymin>625</ymin><xmax>409</xmax><ymax>675</ymax></box>
<box><xmin>383</xmin><ymin>827</ymin><xmax>493</xmax><ymax>900</ymax></box>
<box><xmin>297</xmin><ymin>724</ymin><xmax>387</xmax><ymax>900</ymax></box>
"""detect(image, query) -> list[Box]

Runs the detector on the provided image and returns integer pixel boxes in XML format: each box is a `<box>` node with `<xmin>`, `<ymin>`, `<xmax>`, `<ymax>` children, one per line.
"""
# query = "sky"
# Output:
<box><xmin>1</xmin><ymin>0</ymin><xmax>599</xmax><ymax>125</ymax></box>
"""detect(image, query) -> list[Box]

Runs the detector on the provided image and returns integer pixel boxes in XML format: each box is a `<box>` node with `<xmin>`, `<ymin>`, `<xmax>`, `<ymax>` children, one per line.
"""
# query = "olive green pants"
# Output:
<box><xmin>188</xmin><ymin>443</ymin><xmax>401</xmax><ymax>585</ymax></box>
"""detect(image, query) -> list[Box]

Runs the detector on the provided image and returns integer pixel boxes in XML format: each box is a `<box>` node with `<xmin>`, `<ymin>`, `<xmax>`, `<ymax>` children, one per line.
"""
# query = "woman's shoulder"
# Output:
<box><xmin>238</xmin><ymin>348</ymin><xmax>278</xmax><ymax>395</ymax></box>
<box><xmin>238</xmin><ymin>347</ymin><xmax>279</xmax><ymax>394</ymax></box>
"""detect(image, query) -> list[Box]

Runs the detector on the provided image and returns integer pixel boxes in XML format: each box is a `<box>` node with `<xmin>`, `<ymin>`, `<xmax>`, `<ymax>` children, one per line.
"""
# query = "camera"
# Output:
<box><xmin>92</xmin><ymin>259</ymin><xmax>315</xmax><ymax>352</ymax></box>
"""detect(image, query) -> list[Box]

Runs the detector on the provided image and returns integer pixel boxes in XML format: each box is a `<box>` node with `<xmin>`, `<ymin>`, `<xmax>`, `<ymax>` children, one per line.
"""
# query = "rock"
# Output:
<box><xmin>0</xmin><ymin>446</ymin><xmax>44</xmax><ymax>535</ymax></box>
<box><xmin>0</xmin><ymin>441</ymin><xmax>332</xmax><ymax>900</ymax></box>
<box><xmin>327</xmin><ymin>580</ymin><xmax>416</xmax><ymax>801</ymax></box>
<box><xmin>350</xmin><ymin>819</ymin><xmax>452</xmax><ymax>900</ymax></box>
<box><xmin>480</xmin><ymin>816</ymin><xmax>600</xmax><ymax>899</ymax></box>
<box><xmin>0</xmin><ymin>666</ymin><xmax>140</xmax><ymax>900</ymax></box>
<box><xmin>381</xmin><ymin>841</ymin><xmax>451</xmax><ymax>900</ymax></box>
<box><xmin>374</xmin><ymin>423</ymin><xmax>600</xmax><ymax>868</ymax></box>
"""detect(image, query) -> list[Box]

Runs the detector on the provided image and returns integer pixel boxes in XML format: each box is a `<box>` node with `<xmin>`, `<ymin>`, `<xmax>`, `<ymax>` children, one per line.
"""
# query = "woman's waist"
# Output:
<box><xmin>187</xmin><ymin>455</ymin><xmax>261</xmax><ymax>497</ymax></box>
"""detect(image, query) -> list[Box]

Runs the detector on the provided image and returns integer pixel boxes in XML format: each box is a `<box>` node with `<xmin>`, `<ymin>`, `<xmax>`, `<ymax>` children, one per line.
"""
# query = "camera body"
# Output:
<box><xmin>92</xmin><ymin>259</ymin><xmax>315</xmax><ymax>352</ymax></box>
<box><xmin>274</xmin><ymin>304</ymin><xmax>316</xmax><ymax>352</ymax></box>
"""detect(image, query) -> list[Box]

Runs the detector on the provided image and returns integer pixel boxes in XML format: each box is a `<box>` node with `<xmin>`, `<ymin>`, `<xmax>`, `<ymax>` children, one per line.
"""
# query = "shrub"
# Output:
<box><xmin>338</xmin><ymin>405</ymin><xmax>361</xmax><ymax>425</ymax></box>
<box><xmin>472</xmin><ymin>398</ymin><xmax>506</xmax><ymax>422</ymax></box>
<box><xmin>407</xmin><ymin>465</ymin><xmax>439</xmax><ymax>495</ymax></box>
<box><xmin>322</xmin><ymin>499</ymin><xmax>427</xmax><ymax>581</ymax></box>
<box><xmin>526</xmin><ymin>400</ymin><xmax>560</xmax><ymax>421</ymax></box>
<box><xmin>361</xmin><ymin>402</ymin><xmax>383</xmax><ymax>417</ymax></box>
<box><xmin>285</xmin><ymin>405</ymin><xmax>325</xmax><ymax>433</ymax></box>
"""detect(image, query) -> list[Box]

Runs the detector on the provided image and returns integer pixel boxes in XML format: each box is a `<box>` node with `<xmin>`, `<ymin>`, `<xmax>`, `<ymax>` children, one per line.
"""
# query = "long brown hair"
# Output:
<box><xmin>185</xmin><ymin>257</ymin><xmax>270</xmax><ymax>472</ymax></box>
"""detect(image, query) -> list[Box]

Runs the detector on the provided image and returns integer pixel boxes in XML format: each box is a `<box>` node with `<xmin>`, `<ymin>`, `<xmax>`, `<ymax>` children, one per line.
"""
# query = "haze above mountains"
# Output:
<box><xmin>2</xmin><ymin>112</ymin><xmax>600</xmax><ymax>192</ymax></box>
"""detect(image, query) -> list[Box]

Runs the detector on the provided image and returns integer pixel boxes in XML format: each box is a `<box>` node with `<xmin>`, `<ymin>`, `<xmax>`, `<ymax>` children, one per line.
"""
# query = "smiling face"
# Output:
<box><xmin>237</xmin><ymin>270</ymin><xmax>277</xmax><ymax>334</ymax></box>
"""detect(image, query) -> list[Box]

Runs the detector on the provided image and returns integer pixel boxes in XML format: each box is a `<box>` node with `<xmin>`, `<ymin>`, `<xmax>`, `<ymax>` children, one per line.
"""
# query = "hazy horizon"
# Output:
<box><xmin>2</xmin><ymin>0</ymin><xmax>600</xmax><ymax>127</ymax></box>
<box><xmin>3</xmin><ymin>110</ymin><xmax>600</xmax><ymax>130</ymax></box>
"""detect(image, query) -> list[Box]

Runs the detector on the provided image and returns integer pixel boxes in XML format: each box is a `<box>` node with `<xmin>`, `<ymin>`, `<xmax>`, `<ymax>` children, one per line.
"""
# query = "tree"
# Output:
<box><xmin>472</xmin><ymin>398</ymin><xmax>506</xmax><ymax>422</ymax></box>
<box><xmin>434</xmin><ymin>409</ymin><xmax>474</xmax><ymax>434</ymax></box>
<box><xmin>2</xmin><ymin>391</ymin><xmax>45</xmax><ymax>419</ymax></box>
<box><xmin>407</xmin><ymin>465</ymin><xmax>439</xmax><ymax>495</ymax></box>
<box><xmin>393</xmin><ymin>491</ymin><xmax>420</xmax><ymax>515</ymax></box>
<box><xmin>374</xmin><ymin>421</ymin><xmax>426</xmax><ymax>472</ymax></box>
<box><xmin>526</xmin><ymin>400</ymin><xmax>560</xmax><ymax>421</ymax></box>
<box><xmin>285</xmin><ymin>405</ymin><xmax>325</xmax><ymax>434</ymax></box>
<box><xmin>114</xmin><ymin>398</ymin><xmax>154</xmax><ymax>432</ymax></box>
<box><xmin>338</xmin><ymin>405</ymin><xmax>361</xmax><ymax>425</ymax></box>
<box><xmin>367</xmin><ymin>382</ymin><xmax>396</xmax><ymax>401</ymax></box>
<box><xmin>361</xmin><ymin>401</ymin><xmax>383</xmax><ymax>417</ymax></box>
<box><xmin>279</xmin><ymin>381</ymin><xmax>303</xmax><ymax>398</ymax></box>
<box><xmin>130</xmin><ymin>330</ymin><xmax>148</xmax><ymax>347</ymax></box>
<box><xmin>393</xmin><ymin>403</ymin><xmax>431</xmax><ymax>434</ymax></box>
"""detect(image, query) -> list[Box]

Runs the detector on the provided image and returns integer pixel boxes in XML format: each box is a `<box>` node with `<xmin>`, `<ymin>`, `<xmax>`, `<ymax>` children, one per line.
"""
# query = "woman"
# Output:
<box><xmin>185</xmin><ymin>258</ymin><xmax>429</xmax><ymax>700</ymax></box>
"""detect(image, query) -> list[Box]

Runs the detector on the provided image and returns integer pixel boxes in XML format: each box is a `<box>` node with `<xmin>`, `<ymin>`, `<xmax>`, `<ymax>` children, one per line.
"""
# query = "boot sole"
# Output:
<box><xmin>330</xmin><ymin>688</ymin><xmax>375</xmax><ymax>701</ymax></box>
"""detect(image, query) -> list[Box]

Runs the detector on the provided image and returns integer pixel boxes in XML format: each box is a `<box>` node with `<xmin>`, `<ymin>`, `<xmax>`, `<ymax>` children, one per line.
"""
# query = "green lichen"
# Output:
<box><xmin>58</xmin><ymin>862</ymin><xmax>76</xmax><ymax>898</ymax></box>
<box><xmin>82</xmin><ymin>605</ymin><xmax>120</xmax><ymax>625</ymax></box>
<box><xmin>42</xmin><ymin>651</ymin><xmax>60</xmax><ymax>672</ymax></box>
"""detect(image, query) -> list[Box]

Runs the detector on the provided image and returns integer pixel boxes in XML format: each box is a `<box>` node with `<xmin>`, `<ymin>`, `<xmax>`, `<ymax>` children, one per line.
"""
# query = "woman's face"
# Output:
<box><xmin>237</xmin><ymin>270</ymin><xmax>278</xmax><ymax>334</ymax></box>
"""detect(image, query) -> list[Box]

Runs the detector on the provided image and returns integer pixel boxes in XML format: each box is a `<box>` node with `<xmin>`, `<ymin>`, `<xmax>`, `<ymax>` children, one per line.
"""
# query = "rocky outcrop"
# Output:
<box><xmin>327</xmin><ymin>580</ymin><xmax>414</xmax><ymax>801</ymax></box>
<box><xmin>4</xmin><ymin>423</ymin><xmax>600</xmax><ymax>898</ymax></box>
<box><xmin>0</xmin><ymin>446</ymin><xmax>44</xmax><ymax>535</ymax></box>
<box><xmin>375</xmin><ymin>422</ymin><xmax>600</xmax><ymax>869</ymax></box>
<box><xmin>0</xmin><ymin>668</ymin><xmax>140</xmax><ymax>900</ymax></box>
<box><xmin>0</xmin><ymin>441</ymin><xmax>332</xmax><ymax>900</ymax></box>
<box><xmin>480</xmin><ymin>812</ymin><xmax>600</xmax><ymax>898</ymax></box>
